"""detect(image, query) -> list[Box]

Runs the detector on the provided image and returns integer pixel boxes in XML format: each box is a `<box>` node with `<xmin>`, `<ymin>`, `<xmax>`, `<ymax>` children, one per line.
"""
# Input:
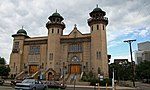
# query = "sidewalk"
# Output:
<box><xmin>67</xmin><ymin>85</ymin><xmax>140</xmax><ymax>90</ymax></box>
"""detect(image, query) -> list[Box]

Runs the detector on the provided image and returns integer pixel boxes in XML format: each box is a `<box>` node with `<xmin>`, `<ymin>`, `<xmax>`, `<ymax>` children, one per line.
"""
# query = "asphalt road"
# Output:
<box><xmin>1</xmin><ymin>82</ymin><xmax>149</xmax><ymax>90</ymax></box>
<box><xmin>0</xmin><ymin>86</ymin><xmax>112</xmax><ymax>90</ymax></box>
<box><xmin>0</xmin><ymin>86</ymin><xmax>15</xmax><ymax>90</ymax></box>
<box><xmin>136</xmin><ymin>82</ymin><xmax>150</xmax><ymax>90</ymax></box>
<box><xmin>67</xmin><ymin>87</ymin><xmax>112</xmax><ymax>90</ymax></box>
<box><xmin>0</xmin><ymin>86</ymin><xmax>139</xmax><ymax>90</ymax></box>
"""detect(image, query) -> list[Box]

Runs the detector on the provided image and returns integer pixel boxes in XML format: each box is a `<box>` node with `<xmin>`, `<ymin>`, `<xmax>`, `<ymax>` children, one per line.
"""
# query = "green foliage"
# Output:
<box><xmin>81</xmin><ymin>71</ymin><xmax>112</xmax><ymax>86</ymax></box>
<box><xmin>109</xmin><ymin>62</ymin><xmax>132</xmax><ymax>81</ymax></box>
<box><xmin>89</xmin><ymin>78</ymin><xmax>112</xmax><ymax>86</ymax></box>
<box><xmin>0</xmin><ymin>65</ymin><xmax>10</xmax><ymax>76</ymax></box>
<box><xmin>0</xmin><ymin>57</ymin><xmax>10</xmax><ymax>77</ymax></box>
<box><xmin>135</xmin><ymin>60</ymin><xmax>150</xmax><ymax>80</ymax></box>
<box><xmin>0</xmin><ymin>57</ymin><xmax>6</xmax><ymax>65</ymax></box>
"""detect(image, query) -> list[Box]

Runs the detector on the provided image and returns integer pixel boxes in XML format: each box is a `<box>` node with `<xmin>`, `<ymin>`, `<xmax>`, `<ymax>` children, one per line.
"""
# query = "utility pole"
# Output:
<box><xmin>124</xmin><ymin>39</ymin><xmax>136</xmax><ymax>87</ymax></box>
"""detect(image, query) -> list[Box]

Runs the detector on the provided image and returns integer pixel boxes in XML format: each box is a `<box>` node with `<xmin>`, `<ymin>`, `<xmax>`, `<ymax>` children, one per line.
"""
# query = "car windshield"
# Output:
<box><xmin>22</xmin><ymin>79</ymin><xmax>35</xmax><ymax>83</ymax></box>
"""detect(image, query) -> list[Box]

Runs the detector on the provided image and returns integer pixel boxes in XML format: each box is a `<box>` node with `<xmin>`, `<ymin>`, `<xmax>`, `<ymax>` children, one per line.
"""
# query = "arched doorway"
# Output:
<box><xmin>70</xmin><ymin>56</ymin><xmax>81</xmax><ymax>74</ymax></box>
<box><xmin>48</xmin><ymin>72</ymin><xmax>54</xmax><ymax>81</ymax></box>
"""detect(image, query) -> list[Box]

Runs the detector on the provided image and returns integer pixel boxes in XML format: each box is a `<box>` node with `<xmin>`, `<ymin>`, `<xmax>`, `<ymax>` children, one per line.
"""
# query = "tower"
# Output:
<box><xmin>10</xmin><ymin>28</ymin><xmax>29</xmax><ymax>77</ymax></box>
<box><xmin>46</xmin><ymin>10</ymin><xmax>65</xmax><ymax>79</ymax></box>
<box><xmin>88</xmin><ymin>5</ymin><xmax>108</xmax><ymax>78</ymax></box>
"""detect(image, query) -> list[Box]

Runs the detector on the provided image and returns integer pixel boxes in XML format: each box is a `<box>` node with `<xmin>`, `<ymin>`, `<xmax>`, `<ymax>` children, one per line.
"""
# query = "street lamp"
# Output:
<box><xmin>124</xmin><ymin>39</ymin><xmax>136</xmax><ymax>87</ymax></box>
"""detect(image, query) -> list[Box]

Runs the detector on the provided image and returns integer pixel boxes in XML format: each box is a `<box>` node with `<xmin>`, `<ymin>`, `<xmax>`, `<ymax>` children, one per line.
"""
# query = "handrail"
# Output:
<box><xmin>80</xmin><ymin>72</ymin><xmax>84</xmax><ymax>80</ymax></box>
<box><xmin>31</xmin><ymin>71</ymin><xmax>40</xmax><ymax>78</ymax></box>
<box><xmin>15</xmin><ymin>71</ymin><xmax>25</xmax><ymax>79</ymax></box>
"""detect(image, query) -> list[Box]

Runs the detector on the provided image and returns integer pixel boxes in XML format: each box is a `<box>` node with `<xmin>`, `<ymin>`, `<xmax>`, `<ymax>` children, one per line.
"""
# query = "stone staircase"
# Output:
<box><xmin>66</xmin><ymin>73</ymin><xmax>90</xmax><ymax>85</ymax></box>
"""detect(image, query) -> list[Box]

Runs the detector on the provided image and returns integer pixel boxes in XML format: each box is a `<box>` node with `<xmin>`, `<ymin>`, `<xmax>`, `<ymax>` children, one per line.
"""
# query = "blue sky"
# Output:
<box><xmin>0</xmin><ymin>0</ymin><xmax>150</xmax><ymax>64</ymax></box>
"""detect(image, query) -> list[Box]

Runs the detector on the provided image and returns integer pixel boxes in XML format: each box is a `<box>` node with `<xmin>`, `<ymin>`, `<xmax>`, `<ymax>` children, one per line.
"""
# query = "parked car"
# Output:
<box><xmin>0</xmin><ymin>80</ymin><xmax>4</xmax><ymax>85</ymax></box>
<box><xmin>11</xmin><ymin>79</ymin><xmax>22</xmax><ymax>86</ymax></box>
<box><xmin>15</xmin><ymin>79</ymin><xmax>47</xmax><ymax>90</ymax></box>
<box><xmin>45</xmin><ymin>81</ymin><xmax>66</xmax><ymax>89</ymax></box>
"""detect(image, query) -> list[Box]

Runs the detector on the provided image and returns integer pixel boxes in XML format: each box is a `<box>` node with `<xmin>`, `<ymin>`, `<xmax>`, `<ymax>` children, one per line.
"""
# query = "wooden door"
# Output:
<box><xmin>48</xmin><ymin>72</ymin><xmax>53</xmax><ymax>81</ymax></box>
<box><xmin>29</xmin><ymin>65</ymin><xmax>37</xmax><ymax>74</ymax></box>
<box><xmin>70</xmin><ymin>64</ymin><xmax>80</xmax><ymax>74</ymax></box>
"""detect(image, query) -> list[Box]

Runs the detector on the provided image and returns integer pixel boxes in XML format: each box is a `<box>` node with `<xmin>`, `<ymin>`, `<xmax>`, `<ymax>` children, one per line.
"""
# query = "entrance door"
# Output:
<box><xmin>29</xmin><ymin>65</ymin><xmax>38</xmax><ymax>74</ymax></box>
<box><xmin>70</xmin><ymin>64</ymin><xmax>81</xmax><ymax>74</ymax></box>
<box><xmin>48</xmin><ymin>72</ymin><xmax>53</xmax><ymax>81</ymax></box>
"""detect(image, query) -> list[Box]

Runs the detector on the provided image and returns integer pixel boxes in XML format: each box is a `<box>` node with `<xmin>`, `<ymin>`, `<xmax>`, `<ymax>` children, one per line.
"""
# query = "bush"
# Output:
<box><xmin>81</xmin><ymin>71</ymin><xmax>112</xmax><ymax>86</ymax></box>
<box><xmin>90</xmin><ymin>78</ymin><xmax>112</xmax><ymax>86</ymax></box>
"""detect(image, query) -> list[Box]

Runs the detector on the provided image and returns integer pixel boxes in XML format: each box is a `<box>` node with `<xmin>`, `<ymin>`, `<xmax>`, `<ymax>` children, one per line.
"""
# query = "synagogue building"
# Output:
<box><xmin>9</xmin><ymin>6</ymin><xmax>109</xmax><ymax>80</ymax></box>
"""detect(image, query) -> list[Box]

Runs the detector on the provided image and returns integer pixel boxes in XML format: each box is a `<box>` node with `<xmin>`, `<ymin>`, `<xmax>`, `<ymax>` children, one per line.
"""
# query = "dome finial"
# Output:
<box><xmin>74</xmin><ymin>24</ymin><xmax>77</xmax><ymax>28</ymax></box>
<box><xmin>74</xmin><ymin>24</ymin><xmax>77</xmax><ymax>29</ymax></box>
<box><xmin>96</xmin><ymin>4</ymin><xmax>98</xmax><ymax>8</ymax></box>
<box><xmin>22</xmin><ymin>26</ymin><xmax>24</xmax><ymax>29</ymax></box>
<box><xmin>56</xmin><ymin>9</ymin><xmax>57</xmax><ymax>13</ymax></box>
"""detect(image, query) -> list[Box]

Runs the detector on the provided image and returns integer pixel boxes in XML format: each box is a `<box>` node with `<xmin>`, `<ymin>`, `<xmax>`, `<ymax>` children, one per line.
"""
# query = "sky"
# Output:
<box><xmin>0</xmin><ymin>0</ymin><xmax>150</xmax><ymax>64</ymax></box>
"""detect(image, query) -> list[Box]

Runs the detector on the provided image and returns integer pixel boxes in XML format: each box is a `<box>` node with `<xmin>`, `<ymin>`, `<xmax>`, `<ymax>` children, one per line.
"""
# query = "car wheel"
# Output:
<box><xmin>43</xmin><ymin>87</ymin><xmax>47</xmax><ymax>90</ymax></box>
<box><xmin>32</xmin><ymin>87</ymin><xmax>36</xmax><ymax>90</ymax></box>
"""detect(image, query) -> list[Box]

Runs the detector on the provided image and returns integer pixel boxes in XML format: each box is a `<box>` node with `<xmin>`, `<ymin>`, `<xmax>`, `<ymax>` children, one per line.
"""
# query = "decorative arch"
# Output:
<box><xmin>70</xmin><ymin>56</ymin><xmax>81</xmax><ymax>74</ymax></box>
<box><xmin>71</xmin><ymin>56</ymin><xmax>80</xmax><ymax>64</ymax></box>
<box><xmin>45</xmin><ymin>68</ymin><xmax>56</xmax><ymax>81</ymax></box>
<box><xmin>46</xmin><ymin>68</ymin><xmax>56</xmax><ymax>75</ymax></box>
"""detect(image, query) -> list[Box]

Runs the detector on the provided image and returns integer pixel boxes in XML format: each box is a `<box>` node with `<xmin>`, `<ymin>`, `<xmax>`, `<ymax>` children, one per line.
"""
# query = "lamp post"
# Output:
<box><xmin>124</xmin><ymin>39</ymin><xmax>136</xmax><ymax>87</ymax></box>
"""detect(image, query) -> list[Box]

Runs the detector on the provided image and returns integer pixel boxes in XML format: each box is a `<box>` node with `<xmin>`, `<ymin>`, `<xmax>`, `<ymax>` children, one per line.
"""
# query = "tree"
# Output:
<box><xmin>0</xmin><ymin>57</ymin><xmax>10</xmax><ymax>77</ymax></box>
<box><xmin>0</xmin><ymin>65</ymin><xmax>10</xmax><ymax>76</ymax></box>
<box><xmin>0</xmin><ymin>57</ymin><xmax>6</xmax><ymax>65</ymax></box>
<box><xmin>135</xmin><ymin>60</ymin><xmax>150</xmax><ymax>82</ymax></box>
<box><xmin>109</xmin><ymin>62</ymin><xmax>132</xmax><ymax>81</ymax></box>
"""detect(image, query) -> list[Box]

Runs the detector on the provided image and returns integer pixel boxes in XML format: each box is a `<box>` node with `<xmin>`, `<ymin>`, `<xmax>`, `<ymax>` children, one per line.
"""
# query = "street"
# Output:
<box><xmin>0</xmin><ymin>86</ymin><xmax>112</xmax><ymax>90</ymax></box>
<box><xmin>0</xmin><ymin>81</ymin><xmax>150</xmax><ymax>90</ymax></box>
<box><xmin>0</xmin><ymin>85</ymin><xmax>139</xmax><ymax>90</ymax></box>
<box><xmin>136</xmin><ymin>82</ymin><xmax>150</xmax><ymax>90</ymax></box>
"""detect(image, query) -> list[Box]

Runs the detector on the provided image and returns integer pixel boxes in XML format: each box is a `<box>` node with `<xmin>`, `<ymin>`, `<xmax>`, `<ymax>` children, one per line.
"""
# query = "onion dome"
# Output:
<box><xmin>88</xmin><ymin>5</ymin><xmax>108</xmax><ymax>26</ymax></box>
<box><xmin>17</xmin><ymin>28</ymin><xmax>27</xmax><ymax>35</ymax></box>
<box><xmin>46</xmin><ymin>10</ymin><xmax>65</xmax><ymax>30</ymax></box>
<box><xmin>93</xmin><ymin>7</ymin><xmax>102</xmax><ymax>12</ymax></box>
<box><xmin>12</xmin><ymin>27</ymin><xmax>29</xmax><ymax>37</ymax></box>
<box><xmin>48</xmin><ymin>10</ymin><xmax>64</xmax><ymax>21</ymax></box>
<box><xmin>89</xmin><ymin>4</ymin><xmax>106</xmax><ymax>17</ymax></box>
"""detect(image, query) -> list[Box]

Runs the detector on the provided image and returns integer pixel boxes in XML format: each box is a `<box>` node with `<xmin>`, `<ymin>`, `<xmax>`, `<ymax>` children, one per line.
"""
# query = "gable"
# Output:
<box><xmin>68</xmin><ymin>27</ymin><xmax>83</xmax><ymax>38</ymax></box>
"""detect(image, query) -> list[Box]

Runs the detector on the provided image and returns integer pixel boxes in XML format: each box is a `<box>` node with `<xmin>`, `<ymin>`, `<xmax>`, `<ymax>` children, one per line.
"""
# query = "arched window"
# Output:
<box><xmin>57</xmin><ymin>29</ymin><xmax>59</xmax><ymax>34</ymax></box>
<box><xmin>71</xmin><ymin>56</ymin><xmax>80</xmax><ymax>63</ymax></box>
<box><xmin>97</xmin><ymin>25</ymin><xmax>99</xmax><ymax>30</ymax></box>
<box><xmin>98</xmin><ymin>67</ymin><xmax>101</xmax><ymax>74</ymax></box>
<box><xmin>52</xmin><ymin>29</ymin><xmax>54</xmax><ymax>33</ymax></box>
<box><xmin>91</xmin><ymin>26</ymin><xmax>93</xmax><ymax>32</ymax></box>
<box><xmin>103</xmin><ymin>25</ymin><xmax>105</xmax><ymax>30</ymax></box>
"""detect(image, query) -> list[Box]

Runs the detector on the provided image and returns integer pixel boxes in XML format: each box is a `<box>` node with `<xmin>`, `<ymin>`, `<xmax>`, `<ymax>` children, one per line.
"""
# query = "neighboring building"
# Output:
<box><xmin>135</xmin><ymin>50</ymin><xmax>143</xmax><ymax>64</ymax></box>
<box><xmin>135</xmin><ymin>41</ymin><xmax>150</xmax><ymax>64</ymax></box>
<box><xmin>9</xmin><ymin>6</ymin><xmax>109</xmax><ymax>80</ymax></box>
<box><xmin>138</xmin><ymin>41</ymin><xmax>150</xmax><ymax>51</ymax></box>
<box><xmin>142</xmin><ymin>51</ymin><xmax>150</xmax><ymax>61</ymax></box>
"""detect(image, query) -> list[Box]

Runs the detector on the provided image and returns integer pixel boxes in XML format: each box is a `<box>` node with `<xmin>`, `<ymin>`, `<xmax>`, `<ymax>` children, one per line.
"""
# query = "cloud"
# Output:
<box><xmin>138</xmin><ymin>27</ymin><xmax>150</xmax><ymax>37</ymax></box>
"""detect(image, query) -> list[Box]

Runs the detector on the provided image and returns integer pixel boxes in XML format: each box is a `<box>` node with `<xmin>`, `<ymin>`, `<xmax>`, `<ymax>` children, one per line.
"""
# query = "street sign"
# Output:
<box><xmin>40</xmin><ymin>73</ymin><xmax>42</xmax><ymax>79</ymax></box>
<box><xmin>100</xmin><ymin>75</ymin><xmax>103</xmax><ymax>81</ymax></box>
<box><xmin>73</xmin><ymin>74</ymin><xmax>76</xmax><ymax>80</ymax></box>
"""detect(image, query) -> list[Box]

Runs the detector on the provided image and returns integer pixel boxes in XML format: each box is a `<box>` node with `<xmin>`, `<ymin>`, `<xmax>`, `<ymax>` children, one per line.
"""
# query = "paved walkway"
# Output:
<box><xmin>67</xmin><ymin>85</ymin><xmax>140</xmax><ymax>90</ymax></box>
